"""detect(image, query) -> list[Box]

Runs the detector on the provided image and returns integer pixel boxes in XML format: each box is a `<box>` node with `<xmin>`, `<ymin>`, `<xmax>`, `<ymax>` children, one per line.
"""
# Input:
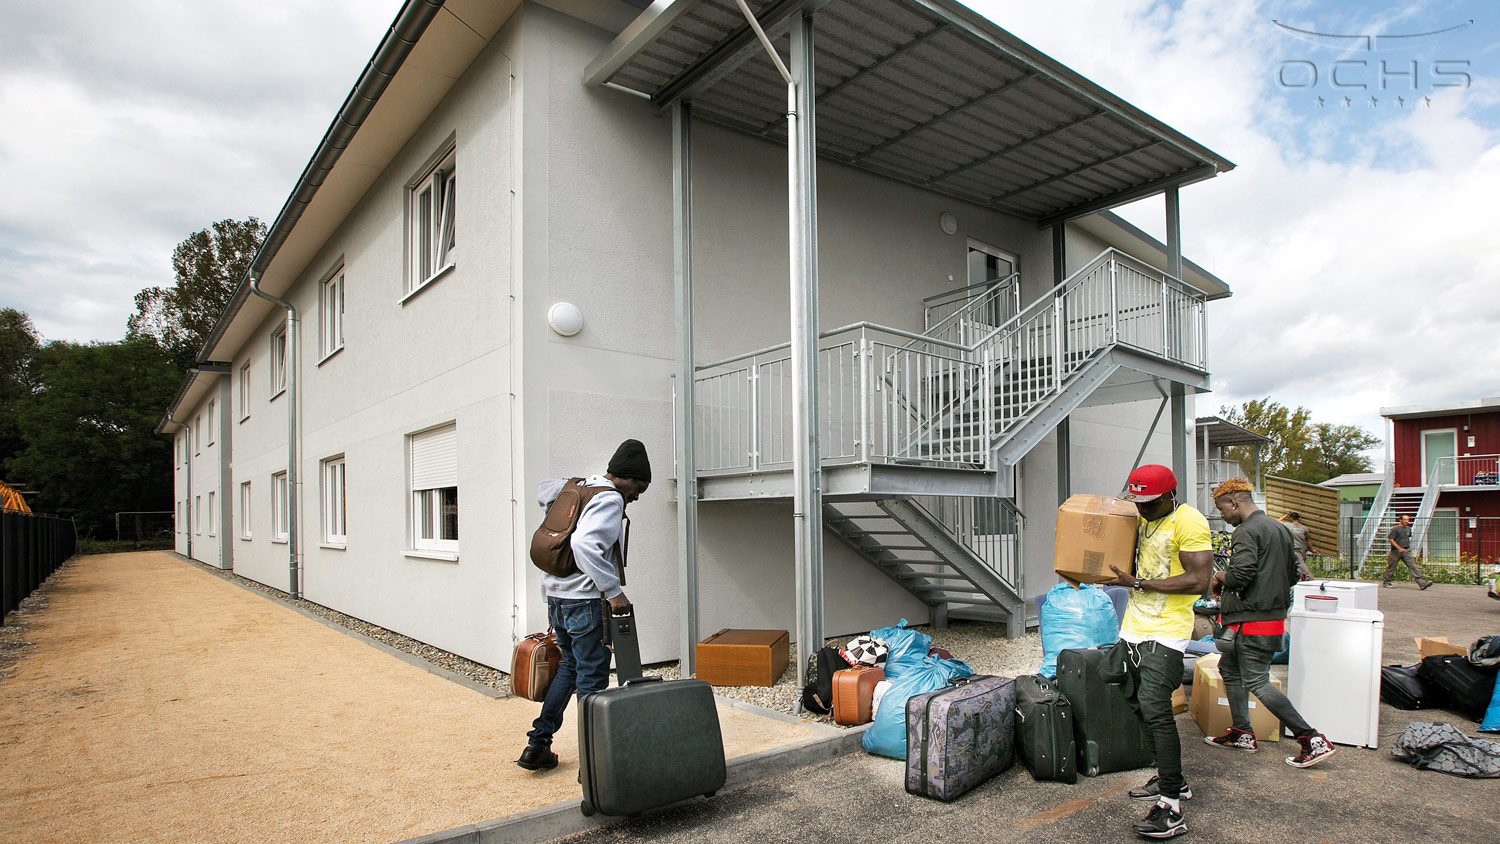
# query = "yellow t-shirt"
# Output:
<box><xmin>1121</xmin><ymin>504</ymin><xmax>1212</xmax><ymax>641</ymax></box>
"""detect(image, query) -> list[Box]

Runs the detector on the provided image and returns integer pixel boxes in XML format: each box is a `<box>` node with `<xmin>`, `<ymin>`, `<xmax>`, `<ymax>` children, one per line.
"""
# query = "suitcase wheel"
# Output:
<box><xmin>704</xmin><ymin>790</ymin><xmax>716</xmax><ymax>799</ymax></box>
<box><xmin>579</xmin><ymin>800</ymin><xmax>595</xmax><ymax>817</ymax></box>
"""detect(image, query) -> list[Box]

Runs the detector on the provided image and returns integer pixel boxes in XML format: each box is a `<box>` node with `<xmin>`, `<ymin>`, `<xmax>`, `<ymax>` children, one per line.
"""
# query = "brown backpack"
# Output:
<box><xmin>529</xmin><ymin>478</ymin><xmax>620</xmax><ymax>577</ymax></box>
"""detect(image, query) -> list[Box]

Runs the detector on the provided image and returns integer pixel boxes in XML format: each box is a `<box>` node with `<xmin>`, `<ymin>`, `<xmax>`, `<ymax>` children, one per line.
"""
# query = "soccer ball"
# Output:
<box><xmin>842</xmin><ymin>635</ymin><xmax>889</xmax><ymax>666</ymax></box>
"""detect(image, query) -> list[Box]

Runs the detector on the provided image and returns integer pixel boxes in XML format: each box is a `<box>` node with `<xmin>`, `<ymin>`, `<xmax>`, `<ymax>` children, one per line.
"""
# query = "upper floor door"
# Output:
<box><xmin>967</xmin><ymin>242</ymin><xmax>1018</xmax><ymax>329</ymax></box>
<box><xmin>1421</xmin><ymin>428</ymin><xmax>1457</xmax><ymax>485</ymax></box>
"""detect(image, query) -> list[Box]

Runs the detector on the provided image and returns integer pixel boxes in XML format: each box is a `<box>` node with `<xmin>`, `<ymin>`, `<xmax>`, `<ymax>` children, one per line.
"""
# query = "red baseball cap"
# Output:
<box><xmin>1123</xmin><ymin>464</ymin><xmax>1176</xmax><ymax>502</ymax></box>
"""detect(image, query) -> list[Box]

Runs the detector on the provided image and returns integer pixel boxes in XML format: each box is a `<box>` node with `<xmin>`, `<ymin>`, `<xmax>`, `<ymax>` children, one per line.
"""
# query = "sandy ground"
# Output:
<box><xmin>0</xmin><ymin>552</ymin><xmax>820</xmax><ymax>844</ymax></box>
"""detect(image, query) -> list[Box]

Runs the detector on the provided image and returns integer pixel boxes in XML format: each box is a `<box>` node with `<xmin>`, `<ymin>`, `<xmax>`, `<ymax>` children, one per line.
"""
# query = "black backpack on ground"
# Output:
<box><xmin>801</xmin><ymin>646</ymin><xmax>851</xmax><ymax>714</ymax></box>
<box><xmin>1418</xmin><ymin>654</ymin><xmax>1498</xmax><ymax>720</ymax></box>
<box><xmin>1381</xmin><ymin>664</ymin><xmax>1444</xmax><ymax>710</ymax></box>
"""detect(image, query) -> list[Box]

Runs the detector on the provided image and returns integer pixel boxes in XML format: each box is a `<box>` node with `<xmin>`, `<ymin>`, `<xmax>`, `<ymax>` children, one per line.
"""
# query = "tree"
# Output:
<box><xmin>128</xmin><ymin>217</ymin><xmax>266</xmax><ymax>368</ymax></box>
<box><xmin>0</xmin><ymin>308</ymin><xmax>42</xmax><ymax>470</ymax></box>
<box><xmin>1219</xmin><ymin>398</ymin><xmax>1379</xmax><ymax>484</ymax></box>
<box><xmin>5</xmin><ymin>337</ymin><xmax>180</xmax><ymax>536</ymax></box>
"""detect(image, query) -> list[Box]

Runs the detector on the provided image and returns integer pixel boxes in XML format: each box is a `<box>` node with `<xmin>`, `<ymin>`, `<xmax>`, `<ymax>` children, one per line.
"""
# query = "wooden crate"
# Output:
<box><xmin>695</xmin><ymin>629</ymin><xmax>789</xmax><ymax>687</ymax></box>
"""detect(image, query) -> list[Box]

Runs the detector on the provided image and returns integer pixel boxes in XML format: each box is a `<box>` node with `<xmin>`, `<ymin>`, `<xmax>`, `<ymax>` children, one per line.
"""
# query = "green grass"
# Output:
<box><xmin>76</xmin><ymin>538</ymin><xmax>175</xmax><ymax>556</ymax></box>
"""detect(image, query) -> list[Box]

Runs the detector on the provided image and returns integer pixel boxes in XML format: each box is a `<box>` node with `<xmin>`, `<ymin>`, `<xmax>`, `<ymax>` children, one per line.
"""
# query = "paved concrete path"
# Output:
<box><xmin>0</xmin><ymin>552</ymin><xmax>821</xmax><ymax>844</ymax></box>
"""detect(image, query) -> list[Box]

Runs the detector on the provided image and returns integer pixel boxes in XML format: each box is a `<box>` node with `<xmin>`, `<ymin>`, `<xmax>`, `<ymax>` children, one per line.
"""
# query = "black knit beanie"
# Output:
<box><xmin>607</xmin><ymin>439</ymin><xmax>652</xmax><ymax>483</ymax></box>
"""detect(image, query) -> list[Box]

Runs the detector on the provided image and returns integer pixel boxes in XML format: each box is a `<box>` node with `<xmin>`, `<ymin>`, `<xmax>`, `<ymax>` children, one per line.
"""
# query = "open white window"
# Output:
<box><xmin>239</xmin><ymin>361</ymin><xmax>251</xmax><ymax>420</ymax></box>
<box><xmin>270</xmin><ymin>324</ymin><xmax>287</xmax><ymax>398</ymax></box>
<box><xmin>272</xmin><ymin>471</ymin><xmax>289</xmax><ymax>542</ymax></box>
<box><xmin>406</xmin><ymin>146</ymin><xmax>456</xmax><ymax>294</ymax></box>
<box><xmin>410</xmin><ymin>424</ymin><xmax>458</xmax><ymax>554</ymax></box>
<box><xmin>240</xmin><ymin>481</ymin><xmax>252</xmax><ymax>539</ymax></box>
<box><xmin>207</xmin><ymin>491</ymin><xmax>216</xmax><ymax>536</ymax></box>
<box><xmin>195</xmin><ymin>495</ymin><xmax>202</xmax><ymax>534</ymax></box>
<box><xmin>207</xmin><ymin>399</ymin><xmax>216</xmax><ymax>446</ymax></box>
<box><xmin>320</xmin><ymin>267</ymin><xmax>344</xmax><ymax>360</ymax></box>
<box><xmin>322</xmin><ymin>455</ymin><xmax>347</xmax><ymax>545</ymax></box>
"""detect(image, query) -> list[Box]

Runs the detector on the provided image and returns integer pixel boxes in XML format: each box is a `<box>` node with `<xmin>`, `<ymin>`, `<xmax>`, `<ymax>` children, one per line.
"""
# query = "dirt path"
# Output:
<box><xmin>0</xmin><ymin>552</ymin><xmax>818</xmax><ymax>844</ymax></box>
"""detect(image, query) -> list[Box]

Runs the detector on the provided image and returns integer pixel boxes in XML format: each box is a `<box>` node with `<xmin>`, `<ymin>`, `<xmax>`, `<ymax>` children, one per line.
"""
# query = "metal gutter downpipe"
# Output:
<box><xmin>249</xmin><ymin>274</ymin><xmax>301</xmax><ymax>599</ymax></box>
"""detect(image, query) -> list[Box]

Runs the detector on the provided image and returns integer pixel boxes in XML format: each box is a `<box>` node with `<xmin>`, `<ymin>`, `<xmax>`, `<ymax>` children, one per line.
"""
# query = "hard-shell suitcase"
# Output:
<box><xmin>833</xmin><ymin>665</ymin><xmax>884</xmax><ymax>726</ymax></box>
<box><xmin>905</xmin><ymin>675</ymin><xmax>1016</xmax><ymax>801</ymax></box>
<box><xmin>1014</xmin><ymin>674</ymin><xmax>1077</xmax><ymax>783</ymax></box>
<box><xmin>1056</xmin><ymin>647</ymin><xmax>1155</xmax><ymax>776</ymax></box>
<box><xmin>1382</xmin><ymin>664</ymin><xmax>1443</xmax><ymax>710</ymax></box>
<box><xmin>511</xmin><ymin>629</ymin><xmax>561</xmax><ymax>702</ymax></box>
<box><xmin>1419</xmin><ymin>654</ymin><xmax>1498</xmax><ymax>720</ymax></box>
<box><xmin>578</xmin><ymin>610</ymin><xmax>726</xmax><ymax>817</ymax></box>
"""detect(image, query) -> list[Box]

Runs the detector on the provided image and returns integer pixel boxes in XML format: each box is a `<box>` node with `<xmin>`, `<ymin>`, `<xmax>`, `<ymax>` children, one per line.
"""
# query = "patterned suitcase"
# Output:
<box><xmin>1056</xmin><ymin>648</ymin><xmax>1155</xmax><ymax>777</ymax></box>
<box><xmin>510</xmin><ymin>629</ymin><xmax>560</xmax><ymax>702</ymax></box>
<box><xmin>905</xmin><ymin>675</ymin><xmax>1016</xmax><ymax>801</ymax></box>
<box><xmin>833</xmin><ymin>666</ymin><xmax>884</xmax><ymax>726</ymax></box>
<box><xmin>578</xmin><ymin>609</ymin><xmax>726</xmax><ymax>817</ymax></box>
<box><xmin>1014</xmin><ymin>674</ymin><xmax>1077</xmax><ymax>783</ymax></box>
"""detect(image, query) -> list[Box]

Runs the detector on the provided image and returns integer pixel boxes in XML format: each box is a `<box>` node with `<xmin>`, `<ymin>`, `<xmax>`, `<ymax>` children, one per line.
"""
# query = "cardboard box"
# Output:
<box><xmin>1188</xmin><ymin>653</ymin><xmax>1281</xmax><ymax>742</ymax></box>
<box><xmin>1054</xmin><ymin>495</ymin><xmax>1139</xmax><ymax>584</ymax></box>
<box><xmin>696</xmin><ymin>629</ymin><xmax>789</xmax><ymax>687</ymax></box>
<box><xmin>1172</xmin><ymin>685</ymin><xmax>1187</xmax><ymax>715</ymax></box>
<box><xmin>1415</xmin><ymin>636</ymin><xmax>1466</xmax><ymax>659</ymax></box>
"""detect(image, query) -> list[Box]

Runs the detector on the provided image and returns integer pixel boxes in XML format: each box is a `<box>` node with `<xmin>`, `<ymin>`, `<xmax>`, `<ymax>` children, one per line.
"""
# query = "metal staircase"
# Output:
<box><xmin>1354</xmin><ymin>462</ymin><xmax>1441</xmax><ymax>573</ymax></box>
<box><xmin>691</xmin><ymin>248</ymin><xmax>1210</xmax><ymax>635</ymax></box>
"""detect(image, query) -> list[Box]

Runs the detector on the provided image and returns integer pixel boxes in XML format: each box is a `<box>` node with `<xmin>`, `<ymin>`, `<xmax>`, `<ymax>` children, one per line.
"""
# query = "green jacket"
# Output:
<box><xmin>1219</xmin><ymin>510</ymin><xmax>1297</xmax><ymax>624</ymax></box>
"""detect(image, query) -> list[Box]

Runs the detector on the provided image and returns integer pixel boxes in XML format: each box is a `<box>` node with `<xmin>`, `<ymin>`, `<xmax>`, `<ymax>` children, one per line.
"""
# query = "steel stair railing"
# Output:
<box><xmin>1353</xmin><ymin>464</ymin><xmax>1394</xmax><ymax>573</ymax></box>
<box><xmin>1409</xmin><ymin>461</ymin><xmax>1446</xmax><ymax>554</ymax></box>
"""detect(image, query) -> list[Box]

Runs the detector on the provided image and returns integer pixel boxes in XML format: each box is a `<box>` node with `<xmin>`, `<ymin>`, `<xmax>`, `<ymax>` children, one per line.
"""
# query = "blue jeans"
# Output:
<box><xmin>527</xmin><ymin>597</ymin><xmax>611</xmax><ymax>748</ymax></box>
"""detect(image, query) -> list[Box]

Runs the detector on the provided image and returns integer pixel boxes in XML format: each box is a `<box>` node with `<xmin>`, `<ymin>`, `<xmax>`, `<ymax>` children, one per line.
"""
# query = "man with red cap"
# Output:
<box><xmin>1104</xmin><ymin>464</ymin><xmax>1214</xmax><ymax>839</ymax></box>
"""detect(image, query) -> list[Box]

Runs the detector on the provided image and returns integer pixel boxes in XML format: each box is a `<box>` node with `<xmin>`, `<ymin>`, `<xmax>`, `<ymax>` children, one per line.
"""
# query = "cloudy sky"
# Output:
<box><xmin>2</xmin><ymin>0</ymin><xmax>1496</xmax><ymax>445</ymax></box>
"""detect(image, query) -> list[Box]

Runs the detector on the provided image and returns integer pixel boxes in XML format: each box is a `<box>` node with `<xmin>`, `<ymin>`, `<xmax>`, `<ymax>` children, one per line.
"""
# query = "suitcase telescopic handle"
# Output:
<box><xmin>621</xmin><ymin>676</ymin><xmax>663</xmax><ymax>687</ymax></box>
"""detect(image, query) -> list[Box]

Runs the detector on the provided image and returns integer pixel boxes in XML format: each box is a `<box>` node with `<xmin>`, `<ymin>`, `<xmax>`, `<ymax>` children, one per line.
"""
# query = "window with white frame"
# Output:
<box><xmin>407</xmin><ymin>146</ymin><xmax>456</xmax><ymax>294</ymax></box>
<box><xmin>410</xmin><ymin>424</ymin><xmax>458</xmax><ymax>553</ymax></box>
<box><xmin>195</xmin><ymin>495</ymin><xmax>202</xmax><ymax>533</ymax></box>
<box><xmin>321</xmin><ymin>268</ymin><xmax>344</xmax><ymax>359</ymax></box>
<box><xmin>270</xmin><ymin>325</ymin><xmax>287</xmax><ymax>397</ymax></box>
<box><xmin>272</xmin><ymin>471</ymin><xmax>289</xmax><ymax>541</ymax></box>
<box><xmin>207</xmin><ymin>399</ymin><xmax>216</xmax><ymax>445</ymax></box>
<box><xmin>240</xmin><ymin>481</ymin><xmax>252</xmax><ymax>539</ymax></box>
<box><xmin>239</xmin><ymin>361</ymin><xmax>251</xmax><ymax>420</ymax></box>
<box><xmin>207</xmin><ymin>491</ymin><xmax>216</xmax><ymax>536</ymax></box>
<box><xmin>322</xmin><ymin>455</ymin><xmax>346</xmax><ymax>545</ymax></box>
<box><xmin>194</xmin><ymin>415</ymin><xmax>202</xmax><ymax>453</ymax></box>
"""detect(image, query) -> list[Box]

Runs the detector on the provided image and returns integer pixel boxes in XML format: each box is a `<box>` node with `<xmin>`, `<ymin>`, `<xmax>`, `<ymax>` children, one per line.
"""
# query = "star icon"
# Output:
<box><xmin>1369</xmin><ymin>96</ymin><xmax>1379</xmax><ymax>108</ymax></box>
<box><xmin>1342</xmin><ymin>96</ymin><xmax>1353</xmax><ymax>108</ymax></box>
<box><xmin>1316</xmin><ymin>96</ymin><xmax>1326</xmax><ymax>108</ymax></box>
<box><xmin>1423</xmin><ymin>96</ymin><xmax>1433</xmax><ymax>108</ymax></box>
<box><xmin>1397</xmin><ymin>96</ymin><xmax>1407</xmax><ymax>108</ymax></box>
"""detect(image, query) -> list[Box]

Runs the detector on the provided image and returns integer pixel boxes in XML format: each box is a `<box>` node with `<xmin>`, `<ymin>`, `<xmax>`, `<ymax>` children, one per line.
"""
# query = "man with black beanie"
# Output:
<box><xmin>518</xmin><ymin>439</ymin><xmax>651</xmax><ymax>771</ymax></box>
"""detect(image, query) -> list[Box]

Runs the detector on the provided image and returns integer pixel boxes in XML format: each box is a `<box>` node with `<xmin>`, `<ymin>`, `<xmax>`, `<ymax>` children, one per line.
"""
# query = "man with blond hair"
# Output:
<box><xmin>1209</xmin><ymin>477</ymin><xmax>1336</xmax><ymax>769</ymax></box>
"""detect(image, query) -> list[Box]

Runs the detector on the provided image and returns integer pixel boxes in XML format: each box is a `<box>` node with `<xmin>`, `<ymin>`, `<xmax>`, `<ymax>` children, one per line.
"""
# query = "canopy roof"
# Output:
<box><xmin>1194</xmin><ymin>416</ymin><xmax>1270</xmax><ymax>448</ymax></box>
<box><xmin>588</xmin><ymin>0</ymin><xmax>1233</xmax><ymax>224</ymax></box>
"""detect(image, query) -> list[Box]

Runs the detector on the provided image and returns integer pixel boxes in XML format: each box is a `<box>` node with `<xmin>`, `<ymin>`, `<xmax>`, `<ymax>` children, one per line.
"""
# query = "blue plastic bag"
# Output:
<box><xmin>868</xmin><ymin>618</ymin><xmax>933</xmax><ymax>680</ymax></box>
<box><xmin>861</xmin><ymin>655</ymin><xmax>972</xmax><ymax>759</ymax></box>
<box><xmin>1038</xmin><ymin>582</ymin><xmax>1119</xmax><ymax>679</ymax></box>
<box><xmin>1480</xmin><ymin>674</ymin><xmax>1500</xmax><ymax>733</ymax></box>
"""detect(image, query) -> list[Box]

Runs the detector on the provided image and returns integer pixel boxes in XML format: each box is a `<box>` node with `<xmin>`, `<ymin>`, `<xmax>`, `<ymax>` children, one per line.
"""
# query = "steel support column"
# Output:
<box><xmin>1165</xmin><ymin>186</ymin><xmax>1187</xmax><ymax>487</ymax></box>
<box><xmin>672</xmin><ymin>100</ymin><xmax>700</xmax><ymax>675</ymax></box>
<box><xmin>1053</xmin><ymin>223</ymin><xmax>1069</xmax><ymax>503</ymax></box>
<box><xmin>789</xmin><ymin>13</ymin><xmax>824</xmax><ymax>684</ymax></box>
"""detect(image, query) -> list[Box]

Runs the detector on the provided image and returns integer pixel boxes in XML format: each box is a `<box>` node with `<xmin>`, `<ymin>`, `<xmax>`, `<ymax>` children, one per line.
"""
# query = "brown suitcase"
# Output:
<box><xmin>833</xmin><ymin>665</ymin><xmax>885</xmax><ymax>725</ymax></box>
<box><xmin>512</xmin><ymin>629</ymin><xmax>561</xmax><ymax>702</ymax></box>
<box><xmin>696</xmin><ymin>629</ymin><xmax>790</xmax><ymax>687</ymax></box>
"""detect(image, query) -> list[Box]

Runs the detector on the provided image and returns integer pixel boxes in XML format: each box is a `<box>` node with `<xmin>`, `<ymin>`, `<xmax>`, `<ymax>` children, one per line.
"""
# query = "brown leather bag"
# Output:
<box><xmin>832</xmin><ymin>665</ymin><xmax>885</xmax><ymax>726</ymax></box>
<box><xmin>511</xmin><ymin>629</ymin><xmax>562</xmax><ymax>702</ymax></box>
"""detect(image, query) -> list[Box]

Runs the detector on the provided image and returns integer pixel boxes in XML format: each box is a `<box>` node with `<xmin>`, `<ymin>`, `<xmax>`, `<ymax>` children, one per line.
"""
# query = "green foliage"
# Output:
<box><xmin>0</xmin><ymin>308</ymin><xmax>42</xmax><ymax>472</ymax></box>
<box><xmin>128</xmin><ymin>217</ymin><xmax>266</xmax><ymax>368</ymax></box>
<box><xmin>76</xmin><ymin>537</ymin><xmax>175</xmax><ymax>555</ymax></box>
<box><xmin>1219</xmin><ymin>398</ymin><xmax>1379</xmax><ymax>484</ymax></box>
<box><xmin>1311</xmin><ymin>554</ymin><xmax>1495</xmax><ymax>585</ymax></box>
<box><xmin>4</xmin><ymin>336</ymin><xmax>181</xmax><ymax>537</ymax></box>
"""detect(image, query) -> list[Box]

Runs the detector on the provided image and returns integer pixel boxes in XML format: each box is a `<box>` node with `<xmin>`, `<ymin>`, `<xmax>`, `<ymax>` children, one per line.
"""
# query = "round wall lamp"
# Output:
<box><xmin>939</xmin><ymin>212</ymin><xmax>959</xmax><ymax>235</ymax></box>
<box><xmin>547</xmin><ymin>302</ymin><xmax>584</xmax><ymax>336</ymax></box>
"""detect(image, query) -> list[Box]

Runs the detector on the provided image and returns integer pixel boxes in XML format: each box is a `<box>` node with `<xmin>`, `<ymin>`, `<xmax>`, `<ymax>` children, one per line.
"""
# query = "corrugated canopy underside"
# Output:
<box><xmin>598</xmin><ymin>0</ymin><xmax>1231</xmax><ymax>222</ymax></box>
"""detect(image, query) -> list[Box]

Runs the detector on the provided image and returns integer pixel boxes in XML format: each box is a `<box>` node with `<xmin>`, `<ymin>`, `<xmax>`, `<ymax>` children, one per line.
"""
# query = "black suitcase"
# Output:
<box><xmin>578</xmin><ymin>610</ymin><xmax>726</xmax><ymax>817</ymax></box>
<box><xmin>1014</xmin><ymin>674</ymin><xmax>1077</xmax><ymax>783</ymax></box>
<box><xmin>1381</xmin><ymin>664</ymin><xmax>1443</xmax><ymax>710</ymax></box>
<box><xmin>1056</xmin><ymin>648</ymin><xmax>1155</xmax><ymax>777</ymax></box>
<box><xmin>1418</xmin><ymin>654</ymin><xmax>1498</xmax><ymax>720</ymax></box>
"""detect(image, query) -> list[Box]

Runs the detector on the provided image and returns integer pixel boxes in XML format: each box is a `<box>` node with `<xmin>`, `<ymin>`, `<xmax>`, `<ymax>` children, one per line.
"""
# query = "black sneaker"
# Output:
<box><xmin>1130</xmin><ymin>775</ymin><xmax>1193</xmax><ymax>802</ymax></box>
<box><xmin>1133</xmin><ymin>802</ymin><xmax>1188</xmax><ymax>839</ymax></box>
<box><xmin>516</xmin><ymin>745</ymin><xmax>558</xmax><ymax>771</ymax></box>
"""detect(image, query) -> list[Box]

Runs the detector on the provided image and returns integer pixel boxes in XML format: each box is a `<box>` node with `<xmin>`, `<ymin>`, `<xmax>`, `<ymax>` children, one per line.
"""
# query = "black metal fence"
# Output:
<box><xmin>1335</xmin><ymin>515</ymin><xmax>1500</xmax><ymax>585</ymax></box>
<box><xmin>2</xmin><ymin>512</ymin><xmax>77</xmax><ymax>622</ymax></box>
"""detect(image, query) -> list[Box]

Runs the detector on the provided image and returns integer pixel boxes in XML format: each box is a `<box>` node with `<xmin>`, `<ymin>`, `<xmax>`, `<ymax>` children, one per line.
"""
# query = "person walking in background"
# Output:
<box><xmin>1277</xmin><ymin>510</ymin><xmax>1316</xmax><ymax>581</ymax></box>
<box><xmin>1210</xmin><ymin>478</ymin><xmax>1337</xmax><ymax>769</ymax></box>
<box><xmin>1104</xmin><ymin>464</ymin><xmax>1214</xmax><ymax>839</ymax></box>
<box><xmin>517</xmin><ymin>439</ymin><xmax>651</xmax><ymax>772</ymax></box>
<box><xmin>1383</xmin><ymin>514</ymin><xmax>1432</xmax><ymax>590</ymax></box>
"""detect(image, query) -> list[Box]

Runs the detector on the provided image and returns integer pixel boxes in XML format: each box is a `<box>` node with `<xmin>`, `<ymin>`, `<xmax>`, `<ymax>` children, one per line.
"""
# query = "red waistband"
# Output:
<box><xmin>1220</xmin><ymin>619</ymin><xmax>1285</xmax><ymax>636</ymax></box>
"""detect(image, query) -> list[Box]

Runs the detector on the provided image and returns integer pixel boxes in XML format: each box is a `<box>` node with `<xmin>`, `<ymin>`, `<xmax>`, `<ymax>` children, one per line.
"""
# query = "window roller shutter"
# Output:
<box><xmin>411</xmin><ymin>424</ymin><xmax>458</xmax><ymax>490</ymax></box>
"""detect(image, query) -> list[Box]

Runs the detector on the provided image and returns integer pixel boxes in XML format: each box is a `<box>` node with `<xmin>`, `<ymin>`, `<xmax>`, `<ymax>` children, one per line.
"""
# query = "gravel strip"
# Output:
<box><xmin>0</xmin><ymin>565</ymin><xmax>58</xmax><ymax>681</ymax></box>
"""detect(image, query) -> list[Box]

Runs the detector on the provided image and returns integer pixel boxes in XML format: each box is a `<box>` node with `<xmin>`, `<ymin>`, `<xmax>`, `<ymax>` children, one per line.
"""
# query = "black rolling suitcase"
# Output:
<box><xmin>1014</xmin><ymin>674</ymin><xmax>1077</xmax><ymax>783</ymax></box>
<box><xmin>1381</xmin><ymin>664</ymin><xmax>1443</xmax><ymax>710</ymax></box>
<box><xmin>1056</xmin><ymin>647</ymin><xmax>1155</xmax><ymax>777</ymax></box>
<box><xmin>577</xmin><ymin>609</ymin><xmax>727</xmax><ymax>817</ymax></box>
<box><xmin>1418</xmin><ymin>654</ymin><xmax>1498</xmax><ymax>720</ymax></box>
